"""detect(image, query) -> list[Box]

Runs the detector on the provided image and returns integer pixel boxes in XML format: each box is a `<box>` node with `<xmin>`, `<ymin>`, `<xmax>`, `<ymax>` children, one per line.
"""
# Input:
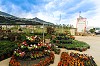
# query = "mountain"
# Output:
<box><xmin>0</xmin><ymin>11</ymin><xmax>54</xmax><ymax>25</ymax></box>
<box><xmin>32</xmin><ymin>17</ymin><xmax>54</xmax><ymax>25</ymax></box>
<box><xmin>0</xmin><ymin>11</ymin><xmax>16</xmax><ymax>17</ymax></box>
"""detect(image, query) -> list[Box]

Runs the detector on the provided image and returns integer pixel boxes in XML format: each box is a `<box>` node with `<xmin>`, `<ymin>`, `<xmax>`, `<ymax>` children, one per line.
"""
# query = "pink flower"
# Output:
<box><xmin>38</xmin><ymin>43</ymin><xmax>41</xmax><ymax>46</ymax></box>
<box><xmin>19</xmin><ymin>52</ymin><xmax>25</xmax><ymax>57</ymax></box>
<box><xmin>22</xmin><ymin>41</ymin><xmax>27</xmax><ymax>45</ymax></box>
<box><xmin>24</xmin><ymin>44</ymin><xmax>28</xmax><ymax>46</ymax></box>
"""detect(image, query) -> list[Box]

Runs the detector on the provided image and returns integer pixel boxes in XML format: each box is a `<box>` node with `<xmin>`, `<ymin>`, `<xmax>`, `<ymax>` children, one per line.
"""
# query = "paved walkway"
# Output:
<box><xmin>0</xmin><ymin>58</ymin><xmax>11</xmax><ymax>66</ymax></box>
<box><xmin>50</xmin><ymin>48</ymin><xmax>66</xmax><ymax>66</ymax></box>
<box><xmin>74</xmin><ymin>36</ymin><xmax>100</xmax><ymax>66</ymax></box>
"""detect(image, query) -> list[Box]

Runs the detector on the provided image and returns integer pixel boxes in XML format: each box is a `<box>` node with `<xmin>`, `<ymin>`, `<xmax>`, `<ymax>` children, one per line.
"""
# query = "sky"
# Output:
<box><xmin>0</xmin><ymin>0</ymin><xmax>100</xmax><ymax>27</ymax></box>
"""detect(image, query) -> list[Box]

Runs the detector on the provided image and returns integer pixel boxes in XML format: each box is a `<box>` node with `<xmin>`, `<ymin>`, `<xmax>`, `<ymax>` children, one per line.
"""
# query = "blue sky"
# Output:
<box><xmin>0</xmin><ymin>0</ymin><xmax>100</xmax><ymax>27</ymax></box>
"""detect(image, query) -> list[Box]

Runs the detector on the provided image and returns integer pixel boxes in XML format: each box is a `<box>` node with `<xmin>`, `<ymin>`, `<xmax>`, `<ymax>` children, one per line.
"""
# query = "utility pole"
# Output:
<box><xmin>43</xmin><ymin>23</ymin><xmax>44</xmax><ymax>45</ymax></box>
<box><xmin>79</xmin><ymin>11</ymin><xmax>81</xmax><ymax>18</ymax></box>
<box><xmin>59</xmin><ymin>14</ymin><xmax>63</xmax><ymax>33</ymax></box>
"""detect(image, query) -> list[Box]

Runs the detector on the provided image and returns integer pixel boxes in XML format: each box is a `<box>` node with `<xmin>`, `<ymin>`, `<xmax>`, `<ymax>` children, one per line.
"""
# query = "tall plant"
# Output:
<box><xmin>47</xmin><ymin>26</ymin><xmax>55</xmax><ymax>34</ymax></box>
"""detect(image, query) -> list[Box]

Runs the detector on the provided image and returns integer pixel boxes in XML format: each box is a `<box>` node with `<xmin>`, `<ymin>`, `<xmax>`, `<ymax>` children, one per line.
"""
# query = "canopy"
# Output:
<box><xmin>0</xmin><ymin>16</ymin><xmax>42</xmax><ymax>25</ymax></box>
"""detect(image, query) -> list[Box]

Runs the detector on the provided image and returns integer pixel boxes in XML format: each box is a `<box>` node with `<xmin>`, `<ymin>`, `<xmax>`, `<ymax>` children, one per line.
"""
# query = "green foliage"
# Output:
<box><xmin>89</xmin><ymin>28</ymin><xmax>95</xmax><ymax>33</ymax></box>
<box><xmin>45</xmin><ymin>34</ymin><xmax>51</xmax><ymax>39</ymax></box>
<box><xmin>58</xmin><ymin>33</ymin><xmax>66</xmax><ymax>36</ymax></box>
<box><xmin>0</xmin><ymin>41</ymin><xmax>17</xmax><ymax>56</ymax></box>
<box><xmin>56</xmin><ymin>40</ymin><xmax>90</xmax><ymax>52</ymax></box>
<box><xmin>51</xmin><ymin>35</ymin><xmax>73</xmax><ymax>44</ymax></box>
<box><xmin>54</xmin><ymin>49</ymin><xmax>60</xmax><ymax>54</ymax></box>
<box><xmin>51</xmin><ymin>32</ymin><xmax>90</xmax><ymax>52</ymax></box>
<box><xmin>52</xmin><ymin>39</ymin><xmax>73</xmax><ymax>44</ymax></box>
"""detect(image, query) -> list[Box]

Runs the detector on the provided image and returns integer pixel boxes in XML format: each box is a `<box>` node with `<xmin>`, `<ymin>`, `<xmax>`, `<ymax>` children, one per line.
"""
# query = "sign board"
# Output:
<box><xmin>76</xmin><ymin>17</ymin><xmax>86</xmax><ymax>32</ymax></box>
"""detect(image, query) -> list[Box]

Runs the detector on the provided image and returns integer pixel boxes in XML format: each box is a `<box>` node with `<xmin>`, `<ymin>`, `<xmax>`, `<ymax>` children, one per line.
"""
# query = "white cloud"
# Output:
<box><xmin>65</xmin><ymin>0</ymin><xmax>100</xmax><ymax>27</ymax></box>
<box><xmin>45</xmin><ymin>1</ymin><xmax>55</xmax><ymax>10</ymax></box>
<box><xmin>85</xmin><ymin>0</ymin><xmax>100</xmax><ymax>27</ymax></box>
<box><xmin>44</xmin><ymin>0</ymin><xmax>72</xmax><ymax>11</ymax></box>
<box><xmin>0</xmin><ymin>0</ymin><xmax>100</xmax><ymax>28</ymax></box>
<box><xmin>35</xmin><ymin>12</ymin><xmax>58</xmax><ymax>24</ymax></box>
<box><xmin>59</xmin><ymin>0</ymin><xmax>73</xmax><ymax>7</ymax></box>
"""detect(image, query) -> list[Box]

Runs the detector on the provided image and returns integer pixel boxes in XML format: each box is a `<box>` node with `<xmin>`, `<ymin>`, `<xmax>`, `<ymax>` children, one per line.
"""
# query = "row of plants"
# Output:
<box><xmin>51</xmin><ymin>33</ymin><xmax>90</xmax><ymax>52</ymax></box>
<box><xmin>52</xmin><ymin>39</ymin><xmax>73</xmax><ymax>44</ymax></box>
<box><xmin>0</xmin><ymin>41</ymin><xmax>18</xmax><ymax>61</ymax></box>
<box><xmin>14</xmin><ymin>49</ymin><xmax>51</xmax><ymax>60</ymax></box>
<box><xmin>58</xmin><ymin>52</ymin><xmax>97</xmax><ymax>66</ymax></box>
<box><xmin>50</xmin><ymin>44</ymin><xmax>61</xmax><ymax>54</ymax></box>
<box><xmin>0</xmin><ymin>31</ymin><xmax>48</xmax><ymax>41</ymax></box>
<box><xmin>56</xmin><ymin>36</ymin><xmax>72</xmax><ymax>40</ymax></box>
<box><xmin>51</xmin><ymin>35</ymin><xmax>74</xmax><ymax>44</ymax></box>
<box><xmin>56</xmin><ymin>40</ymin><xmax>90</xmax><ymax>52</ymax></box>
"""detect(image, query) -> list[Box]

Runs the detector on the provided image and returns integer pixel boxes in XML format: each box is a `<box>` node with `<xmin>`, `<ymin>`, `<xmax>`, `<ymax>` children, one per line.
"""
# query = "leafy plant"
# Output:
<box><xmin>56</xmin><ymin>40</ymin><xmax>90</xmax><ymax>52</ymax></box>
<box><xmin>89</xmin><ymin>28</ymin><xmax>95</xmax><ymax>33</ymax></box>
<box><xmin>0</xmin><ymin>41</ymin><xmax>17</xmax><ymax>61</ymax></box>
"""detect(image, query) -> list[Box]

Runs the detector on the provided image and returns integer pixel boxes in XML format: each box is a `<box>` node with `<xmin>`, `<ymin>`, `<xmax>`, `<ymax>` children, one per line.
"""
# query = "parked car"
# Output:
<box><xmin>94</xmin><ymin>28</ymin><xmax>100</xmax><ymax>34</ymax></box>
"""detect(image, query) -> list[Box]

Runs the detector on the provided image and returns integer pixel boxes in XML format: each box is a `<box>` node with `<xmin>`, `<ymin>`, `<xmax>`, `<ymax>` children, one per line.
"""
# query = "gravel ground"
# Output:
<box><xmin>0</xmin><ymin>36</ymin><xmax>100</xmax><ymax>66</ymax></box>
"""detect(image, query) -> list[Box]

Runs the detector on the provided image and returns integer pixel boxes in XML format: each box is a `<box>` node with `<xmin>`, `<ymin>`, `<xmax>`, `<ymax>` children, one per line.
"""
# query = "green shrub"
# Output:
<box><xmin>54</xmin><ymin>49</ymin><xmax>60</xmax><ymax>54</ymax></box>
<box><xmin>0</xmin><ymin>41</ymin><xmax>17</xmax><ymax>56</ymax></box>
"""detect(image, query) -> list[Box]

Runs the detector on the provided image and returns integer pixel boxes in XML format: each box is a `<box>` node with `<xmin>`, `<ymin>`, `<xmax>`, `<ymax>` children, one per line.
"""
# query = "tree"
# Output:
<box><xmin>47</xmin><ymin>26</ymin><xmax>55</xmax><ymax>34</ymax></box>
<box><xmin>89</xmin><ymin>28</ymin><xmax>95</xmax><ymax>33</ymax></box>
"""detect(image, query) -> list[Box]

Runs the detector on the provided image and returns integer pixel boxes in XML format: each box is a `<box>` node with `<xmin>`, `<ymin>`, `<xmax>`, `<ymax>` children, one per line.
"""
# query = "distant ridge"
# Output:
<box><xmin>0</xmin><ymin>11</ymin><xmax>54</xmax><ymax>25</ymax></box>
<box><xmin>0</xmin><ymin>11</ymin><xmax>16</xmax><ymax>17</ymax></box>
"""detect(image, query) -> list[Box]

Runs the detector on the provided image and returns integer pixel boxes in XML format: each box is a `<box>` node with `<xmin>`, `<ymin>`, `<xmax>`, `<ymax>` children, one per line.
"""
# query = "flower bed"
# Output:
<box><xmin>58</xmin><ymin>52</ymin><xmax>97</xmax><ymax>66</ymax></box>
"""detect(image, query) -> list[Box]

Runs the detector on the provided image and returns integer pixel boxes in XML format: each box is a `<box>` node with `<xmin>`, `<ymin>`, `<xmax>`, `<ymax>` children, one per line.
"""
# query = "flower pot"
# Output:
<box><xmin>7</xmin><ymin>53</ymin><xmax>11</xmax><ymax>57</ymax></box>
<box><xmin>1</xmin><ymin>55</ymin><xmax>4</xmax><ymax>60</ymax></box>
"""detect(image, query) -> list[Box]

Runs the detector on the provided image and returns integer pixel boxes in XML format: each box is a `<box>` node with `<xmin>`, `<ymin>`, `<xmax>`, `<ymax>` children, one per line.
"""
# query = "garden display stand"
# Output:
<box><xmin>9</xmin><ymin>36</ymin><xmax>55</xmax><ymax>66</ymax></box>
<box><xmin>51</xmin><ymin>33</ymin><xmax>90</xmax><ymax>52</ymax></box>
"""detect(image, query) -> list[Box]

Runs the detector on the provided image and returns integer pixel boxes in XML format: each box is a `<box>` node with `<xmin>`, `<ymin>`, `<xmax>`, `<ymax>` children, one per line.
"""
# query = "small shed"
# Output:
<box><xmin>70</xmin><ymin>28</ymin><xmax>76</xmax><ymax>35</ymax></box>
